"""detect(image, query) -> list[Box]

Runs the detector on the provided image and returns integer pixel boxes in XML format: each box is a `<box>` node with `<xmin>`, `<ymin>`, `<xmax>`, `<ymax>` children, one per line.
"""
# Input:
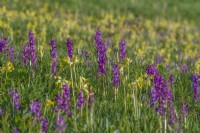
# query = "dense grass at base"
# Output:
<box><xmin>1</xmin><ymin>0</ymin><xmax>200</xmax><ymax>24</ymax></box>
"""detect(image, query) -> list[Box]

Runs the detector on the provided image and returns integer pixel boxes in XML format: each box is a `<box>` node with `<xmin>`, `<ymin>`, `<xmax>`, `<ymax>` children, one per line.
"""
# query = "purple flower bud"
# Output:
<box><xmin>30</xmin><ymin>101</ymin><xmax>42</xmax><ymax>121</ymax></box>
<box><xmin>50</xmin><ymin>39</ymin><xmax>57</xmax><ymax>76</ymax></box>
<box><xmin>0</xmin><ymin>38</ymin><xmax>8</xmax><ymax>53</ymax></box>
<box><xmin>85</xmin><ymin>51</ymin><xmax>89</xmax><ymax>60</ymax></box>
<box><xmin>9</xmin><ymin>89</ymin><xmax>20</xmax><ymax>110</ymax></box>
<box><xmin>55</xmin><ymin>83</ymin><xmax>71</xmax><ymax>116</ymax></box>
<box><xmin>50</xmin><ymin>39</ymin><xmax>57</xmax><ymax>59</ymax></box>
<box><xmin>94</xmin><ymin>29</ymin><xmax>107</xmax><ymax>75</ymax></box>
<box><xmin>51</xmin><ymin>59</ymin><xmax>57</xmax><ymax>76</ymax></box>
<box><xmin>180</xmin><ymin>101</ymin><xmax>189</xmax><ymax>117</ymax></box>
<box><xmin>111</xmin><ymin>61</ymin><xmax>120</xmax><ymax>87</ymax></box>
<box><xmin>119</xmin><ymin>39</ymin><xmax>127</xmax><ymax>59</ymax></box>
<box><xmin>146</xmin><ymin>64</ymin><xmax>159</xmax><ymax>76</ymax></box>
<box><xmin>41</xmin><ymin>118</ymin><xmax>48</xmax><ymax>133</ymax></box>
<box><xmin>76</xmin><ymin>91</ymin><xmax>85</xmax><ymax>110</ymax></box>
<box><xmin>179</xmin><ymin>64</ymin><xmax>188</xmax><ymax>73</ymax></box>
<box><xmin>66</xmin><ymin>38</ymin><xmax>73</xmax><ymax>59</ymax></box>
<box><xmin>22</xmin><ymin>32</ymin><xmax>38</xmax><ymax>69</ymax></box>
<box><xmin>56</xmin><ymin>115</ymin><xmax>66</xmax><ymax>133</ymax></box>
<box><xmin>0</xmin><ymin>107</ymin><xmax>2</xmax><ymax>115</ymax></box>
<box><xmin>4</xmin><ymin>46</ymin><xmax>15</xmax><ymax>60</ymax></box>
<box><xmin>12</xmin><ymin>128</ymin><xmax>20</xmax><ymax>133</ymax></box>
<box><xmin>29</xmin><ymin>32</ymin><xmax>37</xmax><ymax>66</ymax></box>
<box><xmin>22</xmin><ymin>44</ymin><xmax>29</xmax><ymax>65</ymax></box>
<box><xmin>191</xmin><ymin>74</ymin><xmax>199</xmax><ymax>102</ymax></box>
<box><xmin>169</xmin><ymin>106</ymin><xmax>175</xmax><ymax>124</ymax></box>
<box><xmin>168</xmin><ymin>74</ymin><xmax>174</xmax><ymax>85</ymax></box>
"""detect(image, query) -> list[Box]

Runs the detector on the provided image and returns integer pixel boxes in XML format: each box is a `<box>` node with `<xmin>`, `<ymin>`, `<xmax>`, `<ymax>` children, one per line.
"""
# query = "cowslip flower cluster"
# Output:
<box><xmin>9</xmin><ymin>89</ymin><xmax>20</xmax><ymax>110</ymax></box>
<box><xmin>1</xmin><ymin>61</ymin><xmax>14</xmax><ymax>73</ymax></box>
<box><xmin>66</xmin><ymin>38</ymin><xmax>73</xmax><ymax>59</ymax></box>
<box><xmin>94</xmin><ymin>29</ymin><xmax>107</xmax><ymax>75</ymax></box>
<box><xmin>55</xmin><ymin>83</ymin><xmax>71</xmax><ymax>116</ymax></box>
<box><xmin>191</xmin><ymin>74</ymin><xmax>199</xmax><ymax>102</ymax></box>
<box><xmin>111</xmin><ymin>61</ymin><xmax>120</xmax><ymax>87</ymax></box>
<box><xmin>22</xmin><ymin>32</ymin><xmax>38</xmax><ymax>67</ymax></box>
<box><xmin>30</xmin><ymin>101</ymin><xmax>42</xmax><ymax>121</ymax></box>
<box><xmin>76</xmin><ymin>91</ymin><xmax>85</xmax><ymax>110</ymax></box>
<box><xmin>119</xmin><ymin>39</ymin><xmax>127</xmax><ymax>60</ymax></box>
<box><xmin>0</xmin><ymin>38</ymin><xmax>7</xmax><ymax>53</ymax></box>
<box><xmin>50</xmin><ymin>39</ymin><xmax>57</xmax><ymax>76</ymax></box>
<box><xmin>146</xmin><ymin>64</ymin><xmax>174</xmax><ymax>116</ymax></box>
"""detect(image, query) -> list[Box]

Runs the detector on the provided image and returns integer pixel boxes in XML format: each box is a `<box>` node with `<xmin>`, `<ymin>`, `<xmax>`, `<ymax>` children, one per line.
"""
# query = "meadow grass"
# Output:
<box><xmin>0</xmin><ymin>0</ymin><xmax>200</xmax><ymax>132</ymax></box>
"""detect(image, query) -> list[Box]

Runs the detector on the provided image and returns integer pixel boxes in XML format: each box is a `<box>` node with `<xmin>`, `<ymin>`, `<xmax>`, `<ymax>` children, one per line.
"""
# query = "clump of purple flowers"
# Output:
<box><xmin>0</xmin><ymin>38</ymin><xmax>8</xmax><ymax>53</ymax></box>
<box><xmin>22</xmin><ymin>32</ymin><xmax>38</xmax><ymax>68</ymax></box>
<box><xmin>191</xmin><ymin>74</ymin><xmax>199</xmax><ymax>102</ymax></box>
<box><xmin>119</xmin><ymin>39</ymin><xmax>127</xmax><ymax>60</ymax></box>
<box><xmin>66</xmin><ymin>38</ymin><xmax>73</xmax><ymax>59</ymax></box>
<box><xmin>76</xmin><ymin>91</ymin><xmax>85</xmax><ymax>110</ymax></box>
<box><xmin>55</xmin><ymin>83</ymin><xmax>71</xmax><ymax>116</ymax></box>
<box><xmin>50</xmin><ymin>39</ymin><xmax>57</xmax><ymax>76</ymax></box>
<box><xmin>146</xmin><ymin>64</ymin><xmax>174</xmax><ymax>116</ymax></box>
<box><xmin>30</xmin><ymin>101</ymin><xmax>42</xmax><ymax>121</ymax></box>
<box><xmin>94</xmin><ymin>29</ymin><xmax>107</xmax><ymax>75</ymax></box>
<box><xmin>9</xmin><ymin>89</ymin><xmax>20</xmax><ymax>110</ymax></box>
<box><xmin>29</xmin><ymin>32</ymin><xmax>37</xmax><ymax>66</ymax></box>
<box><xmin>111</xmin><ymin>61</ymin><xmax>120</xmax><ymax>87</ymax></box>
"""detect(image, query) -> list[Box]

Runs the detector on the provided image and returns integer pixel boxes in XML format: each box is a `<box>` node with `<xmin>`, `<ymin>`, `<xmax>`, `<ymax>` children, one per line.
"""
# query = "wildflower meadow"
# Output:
<box><xmin>1</xmin><ymin>0</ymin><xmax>200</xmax><ymax>132</ymax></box>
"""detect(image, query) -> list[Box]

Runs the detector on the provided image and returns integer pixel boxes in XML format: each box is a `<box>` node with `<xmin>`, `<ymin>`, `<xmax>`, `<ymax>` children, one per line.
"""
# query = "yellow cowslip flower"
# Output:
<box><xmin>126</xmin><ymin>93</ymin><xmax>130</xmax><ymax>99</ymax></box>
<box><xmin>63</xmin><ymin>80</ymin><xmax>72</xmax><ymax>86</ymax></box>
<box><xmin>46</xmin><ymin>99</ymin><xmax>55</xmax><ymax>107</ymax></box>
<box><xmin>195</xmin><ymin>59</ymin><xmax>200</xmax><ymax>74</ymax></box>
<box><xmin>1</xmin><ymin>61</ymin><xmax>14</xmax><ymax>73</ymax></box>
<box><xmin>80</xmin><ymin>76</ymin><xmax>87</xmax><ymax>83</ymax></box>
<box><xmin>74</xmin><ymin>56</ymin><xmax>81</xmax><ymax>64</ymax></box>
<box><xmin>136</xmin><ymin>77</ymin><xmax>143</xmax><ymax>89</ymax></box>
<box><xmin>66</xmin><ymin>57</ymin><xmax>73</xmax><ymax>66</ymax></box>
<box><xmin>137</xmin><ymin>48</ymin><xmax>145</xmax><ymax>59</ymax></box>
<box><xmin>126</xmin><ymin>57</ymin><xmax>132</xmax><ymax>65</ymax></box>
<box><xmin>127</xmin><ymin>83</ymin><xmax>131</xmax><ymax>88</ymax></box>
<box><xmin>119</xmin><ymin>65</ymin><xmax>124</xmax><ymax>74</ymax></box>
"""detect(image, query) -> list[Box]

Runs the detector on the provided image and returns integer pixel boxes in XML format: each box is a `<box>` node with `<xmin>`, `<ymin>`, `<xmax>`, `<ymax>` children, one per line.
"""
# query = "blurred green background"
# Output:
<box><xmin>1</xmin><ymin>0</ymin><xmax>200</xmax><ymax>24</ymax></box>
